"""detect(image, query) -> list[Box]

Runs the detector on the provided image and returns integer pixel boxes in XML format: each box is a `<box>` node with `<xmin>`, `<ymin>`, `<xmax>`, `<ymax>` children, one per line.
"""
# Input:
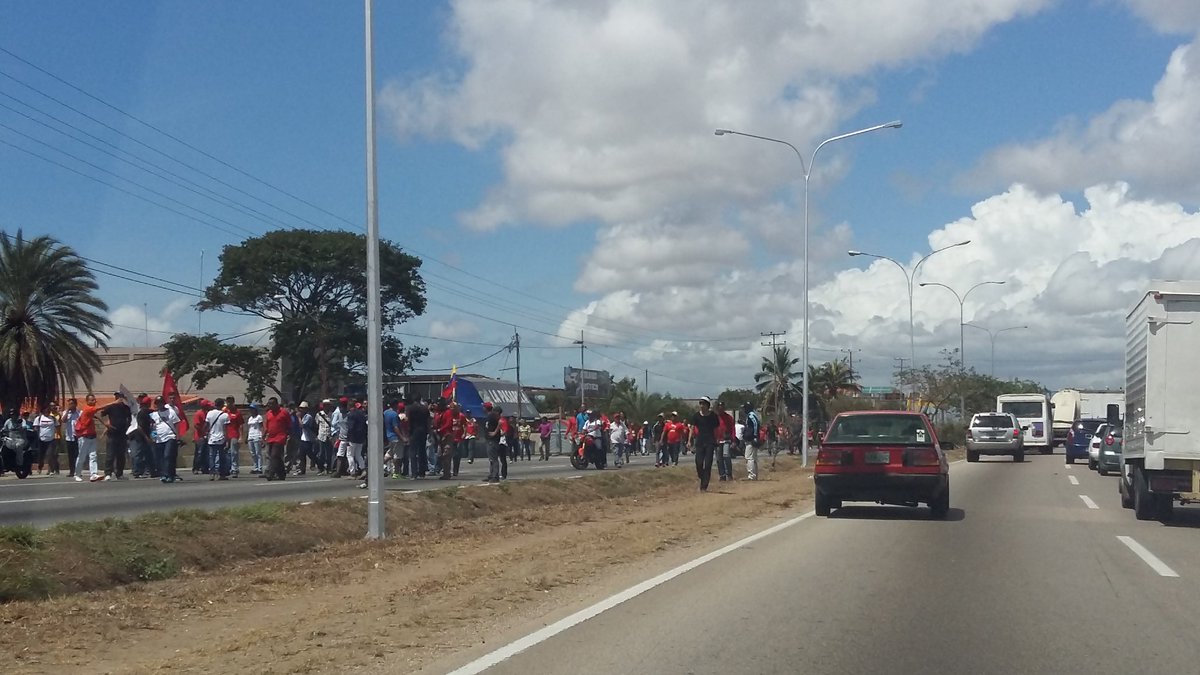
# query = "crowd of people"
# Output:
<box><xmin>0</xmin><ymin>390</ymin><xmax>806</xmax><ymax>494</ymax></box>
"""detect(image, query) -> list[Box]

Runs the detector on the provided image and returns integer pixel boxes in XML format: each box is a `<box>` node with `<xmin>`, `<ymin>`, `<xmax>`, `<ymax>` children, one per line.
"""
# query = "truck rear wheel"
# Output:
<box><xmin>1133</xmin><ymin>466</ymin><xmax>1155</xmax><ymax>521</ymax></box>
<box><xmin>1155</xmin><ymin>494</ymin><xmax>1174</xmax><ymax>522</ymax></box>
<box><xmin>1119</xmin><ymin>468</ymin><xmax>1134</xmax><ymax>509</ymax></box>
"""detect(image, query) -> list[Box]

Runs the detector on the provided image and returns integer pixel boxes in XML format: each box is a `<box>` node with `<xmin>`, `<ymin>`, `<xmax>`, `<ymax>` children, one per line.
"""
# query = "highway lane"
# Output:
<box><xmin>437</xmin><ymin>451</ymin><xmax>1200</xmax><ymax>675</ymax></box>
<box><xmin>0</xmin><ymin>453</ymin><xmax>661</xmax><ymax>527</ymax></box>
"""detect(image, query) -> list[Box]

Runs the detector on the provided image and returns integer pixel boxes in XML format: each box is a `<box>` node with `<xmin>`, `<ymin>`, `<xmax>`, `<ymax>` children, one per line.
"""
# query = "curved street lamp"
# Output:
<box><xmin>847</xmin><ymin>240</ymin><xmax>970</xmax><ymax>387</ymax></box>
<box><xmin>963</xmin><ymin>323</ymin><xmax>1028</xmax><ymax>378</ymax></box>
<box><xmin>716</xmin><ymin>120</ymin><xmax>902</xmax><ymax>466</ymax></box>
<box><xmin>919</xmin><ymin>280</ymin><xmax>1006</xmax><ymax>416</ymax></box>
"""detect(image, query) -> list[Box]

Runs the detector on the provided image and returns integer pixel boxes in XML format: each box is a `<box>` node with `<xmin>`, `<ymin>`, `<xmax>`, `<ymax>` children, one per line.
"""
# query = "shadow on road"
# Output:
<box><xmin>1161</xmin><ymin>506</ymin><xmax>1200</xmax><ymax>529</ymax></box>
<box><xmin>828</xmin><ymin>505</ymin><xmax>966</xmax><ymax>522</ymax></box>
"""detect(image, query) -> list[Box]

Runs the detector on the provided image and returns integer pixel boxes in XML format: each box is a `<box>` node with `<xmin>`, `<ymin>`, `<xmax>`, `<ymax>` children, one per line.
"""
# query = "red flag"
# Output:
<box><xmin>440</xmin><ymin>368</ymin><xmax>458</xmax><ymax>401</ymax></box>
<box><xmin>162</xmin><ymin>368</ymin><xmax>189</xmax><ymax>434</ymax></box>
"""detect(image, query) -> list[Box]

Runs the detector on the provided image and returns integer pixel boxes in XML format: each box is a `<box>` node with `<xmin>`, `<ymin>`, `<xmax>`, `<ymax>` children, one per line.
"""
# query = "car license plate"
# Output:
<box><xmin>865</xmin><ymin>451</ymin><xmax>890</xmax><ymax>464</ymax></box>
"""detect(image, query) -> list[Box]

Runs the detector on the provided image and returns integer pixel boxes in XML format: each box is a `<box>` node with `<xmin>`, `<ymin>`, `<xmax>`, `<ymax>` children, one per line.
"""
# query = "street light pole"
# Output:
<box><xmin>919</xmin><ymin>280</ymin><xmax>1006</xmax><ymax>417</ymax></box>
<box><xmin>716</xmin><ymin>120</ymin><xmax>901</xmax><ymax>467</ymax></box>
<box><xmin>363</xmin><ymin>0</ymin><xmax>385</xmax><ymax>540</ymax></box>
<box><xmin>848</xmin><ymin>240</ymin><xmax>969</xmax><ymax>407</ymax></box>
<box><xmin>963</xmin><ymin>323</ymin><xmax>1028</xmax><ymax>378</ymax></box>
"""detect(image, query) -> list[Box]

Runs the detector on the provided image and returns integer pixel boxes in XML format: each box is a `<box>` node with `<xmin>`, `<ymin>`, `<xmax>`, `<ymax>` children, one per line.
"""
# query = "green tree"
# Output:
<box><xmin>807</xmin><ymin>358</ymin><xmax>862</xmax><ymax>430</ymax></box>
<box><xmin>895</xmin><ymin>349</ymin><xmax>1045</xmax><ymax>421</ymax></box>
<box><xmin>717</xmin><ymin>388</ymin><xmax>758</xmax><ymax>411</ymax></box>
<box><xmin>754</xmin><ymin>345</ymin><xmax>801</xmax><ymax>421</ymax></box>
<box><xmin>161</xmin><ymin>334</ymin><xmax>281</xmax><ymax>402</ymax></box>
<box><xmin>171</xmin><ymin>230</ymin><xmax>427</xmax><ymax>403</ymax></box>
<box><xmin>0</xmin><ymin>231</ymin><xmax>110</xmax><ymax>410</ymax></box>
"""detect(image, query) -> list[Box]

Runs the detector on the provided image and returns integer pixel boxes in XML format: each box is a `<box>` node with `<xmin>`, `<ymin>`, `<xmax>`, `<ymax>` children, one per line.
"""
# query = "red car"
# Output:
<box><xmin>813</xmin><ymin>411</ymin><xmax>950</xmax><ymax>518</ymax></box>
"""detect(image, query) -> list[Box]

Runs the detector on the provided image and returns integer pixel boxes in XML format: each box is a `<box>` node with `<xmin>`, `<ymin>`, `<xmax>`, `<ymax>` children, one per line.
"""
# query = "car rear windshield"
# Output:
<box><xmin>1000</xmin><ymin>401</ymin><xmax>1043</xmax><ymax>417</ymax></box>
<box><xmin>971</xmin><ymin>415</ymin><xmax>1014</xmax><ymax>428</ymax></box>
<box><xmin>825</xmin><ymin>415</ymin><xmax>933</xmax><ymax>446</ymax></box>
<box><xmin>1075</xmin><ymin>420</ymin><xmax>1105</xmax><ymax>433</ymax></box>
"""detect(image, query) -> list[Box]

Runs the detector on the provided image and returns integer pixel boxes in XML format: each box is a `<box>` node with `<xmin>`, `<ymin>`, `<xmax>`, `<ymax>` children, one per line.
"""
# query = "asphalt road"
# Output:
<box><xmin>438</xmin><ymin>451</ymin><xmax>1200</xmax><ymax>675</ymax></box>
<box><xmin>0</xmin><ymin>452</ymin><xmax>661</xmax><ymax>527</ymax></box>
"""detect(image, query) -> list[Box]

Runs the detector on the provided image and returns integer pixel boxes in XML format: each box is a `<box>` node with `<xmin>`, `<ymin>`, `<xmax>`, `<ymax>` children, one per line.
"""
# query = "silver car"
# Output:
<box><xmin>966</xmin><ymin>412</ymin><xmax>1024</xmax><ymax>462</ymax></box>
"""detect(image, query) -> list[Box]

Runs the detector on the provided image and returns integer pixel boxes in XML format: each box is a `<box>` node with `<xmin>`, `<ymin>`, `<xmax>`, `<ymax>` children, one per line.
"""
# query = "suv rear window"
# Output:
<box><xmin>1074</xmin><ymin>420</ymin><xmax>1105</xmax><ymax>433</ymax></box>
<box><xmin>825</xmin><ymin>414</ymin><xmax>932</xmax><ymax>446</ymax></box>
<box><xmin>971</xmin><ymin>415</ymin><xmax>1014</xmax><ymax>428</ymax></box>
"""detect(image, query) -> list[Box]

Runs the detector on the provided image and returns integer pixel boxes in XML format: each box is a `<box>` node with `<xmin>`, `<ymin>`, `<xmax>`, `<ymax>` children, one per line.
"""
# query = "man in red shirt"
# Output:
<box><xmin>450</xmin><ymin>403</ymin><xmax>467</xmax><ymax>477</ymax></box>
<box><xmin>435</xmin><ymin>400</ymin><xmax>456</xmax><ymax>480</ymax></box>
<box><xmin>73</xmin><ymin>393</ymin><xmax>101</xmax><ymax>482</ymax></box>
<box><xmin>263</xmin><ymin>397</ymin><xmax>292</xmax><ymax>481</ymax></box>
<box><xmin>716</xmin><ymin>401</ymin><xmax>737</xmax><ymax>482</ymax></box>
<box><xmin>224</xmin><ymin>397</ymin><xmax>244</xmax><ymax>478</ymax></box>
<box><xmin>192</xmin><ymin>400</ymin><xmax>211</xmax><ymax>475</ymax></box>
<box><xmin>660</xmin><ymin>412</ymin><xmax>683</xmax><ymax>466</ymax></box>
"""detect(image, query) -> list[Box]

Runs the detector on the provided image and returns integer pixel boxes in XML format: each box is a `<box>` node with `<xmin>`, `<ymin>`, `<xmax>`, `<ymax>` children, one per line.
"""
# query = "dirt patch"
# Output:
<box><xmin>0</xmin><ymin>461</ymin><xmax>815</xmax><ymax>674</ymax></box>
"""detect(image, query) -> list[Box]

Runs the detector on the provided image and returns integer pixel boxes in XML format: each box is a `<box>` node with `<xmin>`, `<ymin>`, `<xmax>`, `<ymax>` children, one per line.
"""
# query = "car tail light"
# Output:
<box><xmin>906</xmin><ymin>448</ymin><xmax>940</xmax><ymax>466</ymax></box>
<box><xmin>1105</xmin><ymin>435</ymin><xmax>1114</xmax><ymax>446</ymax></box>
<box><xmin>816</xmin><ymin>449</ymin><xmax>851</xmax><ymax>466</ymax></box>
<box><xmin>1013</xmin><ymin>428</ymin><xmax>1020</xmax><ymax>438</ymax></box>
<box><xmin>966</xmin><ymin>429</ymin><xmax>974</xmax><ymax>440</ymax></box>
<box><xmin>1067</xmin><ymin>429</ymin><xmax>1074</xmax><ymax>443</ymax></box>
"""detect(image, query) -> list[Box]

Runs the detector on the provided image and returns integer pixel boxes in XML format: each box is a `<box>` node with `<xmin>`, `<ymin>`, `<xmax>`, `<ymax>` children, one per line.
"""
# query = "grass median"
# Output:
<box><xmin>0</xmin><ymin>469</ymin><xmax>694</xmax><ymax>603</ymax></box>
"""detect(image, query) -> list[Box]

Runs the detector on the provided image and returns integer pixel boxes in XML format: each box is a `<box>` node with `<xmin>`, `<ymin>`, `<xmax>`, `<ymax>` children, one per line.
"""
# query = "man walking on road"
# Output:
<box><xmin>407</xmin><ymin>397</ymin><xmax>430</xmax><ymax>479</ymax></box>
<box><xmin>742</xmin><ymin>402</ymin><xmax>762</xmax><ymax>481</ymax></box>
<box><xmin>62</xmin><ymin>398</ymin><xmax>80</xmax><ymax>478</ymax></box>
<box><xmin>151</xmin><ymin>396</ymin><xmax>181</xmax><ymax>483</ymax></box>
<box><xmin>264</xmin><ymin>398</ymin><xmax>290</xmax><ymax>481</ymax></box>
<box><xmin>101</xmin><ymin>392</ymin><xmax>132</xmax><ymax>481</ymax></box>
<box><xmin>484</xmin><ymin>401</ymin><xmax>501</xmax><ymax>483</ymax></box>
<box><xmin>716</xmin><ymin>401</ymin><xmax>736</xmax><ymax>482</ymax></box>
<box><xmin>689</xmin><ymin>397</ymin><xmax>721</xmax><ymax>492</ymax></box>
<box><xmin>205</xmin><ymin>398</ymin><xmax>231</xmax><ymax>480</ymax></box>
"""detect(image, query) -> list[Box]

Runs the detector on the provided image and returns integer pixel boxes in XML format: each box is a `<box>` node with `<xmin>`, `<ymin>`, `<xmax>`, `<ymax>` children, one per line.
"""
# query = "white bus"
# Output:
<box><xmin>997</xmin><ymin>393</ymin><xmax>1054</xmax><ymax>454</ymax></box>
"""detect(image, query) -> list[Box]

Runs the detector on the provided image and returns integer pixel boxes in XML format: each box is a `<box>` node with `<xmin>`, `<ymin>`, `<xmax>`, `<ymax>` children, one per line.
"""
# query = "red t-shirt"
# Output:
<box><xmin>192</xmin><ymin>410</ymin><xmax>208</xmax><ymax>441</ymax></box>
<box><xmin>453</xmin><ymin>413</ymin><xmax>466</xmax><ymax>443</ymax></box>
<box><xmin>665</xmin><ymin>421</ymin><xmax>682</xmax><ymax>443</ymax></box>
<box><xmin>75</xmin><ymin>404</ymin><xmax>98</xmax><ymax>439</ymax></box>
<box><xmin>225</xmin><ymin>407</ymin><xmax>243</xmax><ymax>439</ymax></box>
<box><xmin>265</xmin><ymin>408</ymin><xmax>291</xmax><ymax>444</ymax></box>
<box><xmin>436</xmin><ymin>409</ymin><xmax>455</xmax><ymax>437</ymax></box>
<box><xmin>717</xmin><ymin>411</ymin><xmax>735</xmax><ymax>442</ymax></box>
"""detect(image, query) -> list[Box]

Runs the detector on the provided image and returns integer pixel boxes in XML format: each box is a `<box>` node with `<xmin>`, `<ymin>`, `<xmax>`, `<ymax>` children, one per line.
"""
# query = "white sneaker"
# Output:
<box><xmin>74</xmin><ymin>476</ymin><xmax>83</xmax><ymax>482</ymax></box>
<box><xmin>103</xmin><ymin>475</ymin><xmax>113</xmax><ymax>481</ymax></box>
<box><xmin>89</xmin><ymin>474</ymin><xmax>102</xmax><ymax>482</ymax></box>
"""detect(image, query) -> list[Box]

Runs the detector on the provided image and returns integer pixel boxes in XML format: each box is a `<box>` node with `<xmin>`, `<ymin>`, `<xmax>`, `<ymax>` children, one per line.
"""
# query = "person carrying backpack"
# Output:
<box><xmin>741</xmin><ymin>402</ymin><xmax>761</xmax><ymax>481</ymax></box>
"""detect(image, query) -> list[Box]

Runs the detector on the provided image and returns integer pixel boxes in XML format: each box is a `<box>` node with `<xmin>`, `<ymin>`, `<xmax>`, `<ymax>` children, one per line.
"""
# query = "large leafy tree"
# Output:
<box><xmin>754</xmin><ymin>345</ymin><xmax>802</xmax><ymax>421</ymax></box>
<box><xmin>167</xmin><ymin>229</ymin><xmax>427</xmax><ymax>403</ymax></box>
<box><xmin>0</xmin><ymin>230</ymin><xmax>110</xmax><ymax>410</ymax></box>
<box><xmin>894</xmin><ymin>349</ymin><xmax>1045</xmax><ymax>420</ymax></box>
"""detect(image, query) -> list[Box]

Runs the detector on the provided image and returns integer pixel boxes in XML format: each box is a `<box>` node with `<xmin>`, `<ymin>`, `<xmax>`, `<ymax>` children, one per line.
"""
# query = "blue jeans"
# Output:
<box><xmin>208</xmin><ymin>442</ymin><xmax>229</xmax><ymax>477</ymax></box>
<box><xmin>228</xmin><ymin>439</ymin><xmax>241</xmax><ymax>475</ymax></box>
<box><xmin>248</xmin><ymin>439</ymin><xmax>263</xmax><ymax>472</ymax></box>
<box><xmin>158</xmin><ymin>439</ymin><xmax>179</xmax><ymax>480</ymax></box>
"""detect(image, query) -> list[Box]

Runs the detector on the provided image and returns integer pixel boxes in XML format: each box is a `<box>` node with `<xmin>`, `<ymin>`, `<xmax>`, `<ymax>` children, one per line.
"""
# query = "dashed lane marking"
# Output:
<box><xmin>1079</xmin><ymin>494</ymin><xmax>1100</xmax><ymax>509</ymax></box>
<box><xmin>1117</xmin><ymin>536</ymin><xmax>1179</xmax><ymax>577</ymax></box>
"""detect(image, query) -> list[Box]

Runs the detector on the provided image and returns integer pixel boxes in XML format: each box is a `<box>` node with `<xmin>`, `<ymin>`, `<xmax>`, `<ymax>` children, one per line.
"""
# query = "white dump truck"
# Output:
<box><xmin>1119</xmin><ymin>281</ymin><xmax>1200</xmax><ymax>521</ymax></box>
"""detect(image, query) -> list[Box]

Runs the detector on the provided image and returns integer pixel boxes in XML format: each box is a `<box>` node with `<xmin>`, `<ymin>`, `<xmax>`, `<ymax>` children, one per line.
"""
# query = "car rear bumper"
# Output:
<box><xmin>966</xmin><ymin>439</ymin><xmax>1021</xmax><ymax>454</ymax></box>
<box><xmin>814</xmin><ymin>473</ymin><xmax>947</xmax><ymax>503</ymax></box>
<box><xmin>1097</xmin><ymin>453</ymin><xmax>1121</xmax><ymax>471</ymax></box>
<box><xmin>1065</xmin><ymin>444</ymin><xmax>1090</xmax><ymax>460</ymax></box>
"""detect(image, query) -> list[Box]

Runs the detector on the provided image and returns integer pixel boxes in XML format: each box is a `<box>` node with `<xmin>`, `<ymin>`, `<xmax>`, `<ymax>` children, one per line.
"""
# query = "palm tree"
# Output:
<box><xmin>755</xmin><ymin>345</ymin><xmax>801</xmax><ymax>420</ymax></box>
<box><xmin>0</xmin><ymin>231</ymin><xmax>110</xmax><ymax>411</ymax></box>
<box><xmin>812</xmin><ymin>358</ymin><xmax>861</xmax><ymax>400</ymax></box>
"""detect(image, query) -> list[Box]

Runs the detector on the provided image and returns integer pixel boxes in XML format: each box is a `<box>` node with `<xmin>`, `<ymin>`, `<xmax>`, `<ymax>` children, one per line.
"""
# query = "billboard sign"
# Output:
<box><xmin>564</xmin><ymin>367</ymin><xmax>614</xmax><ymax>398</ymax></box>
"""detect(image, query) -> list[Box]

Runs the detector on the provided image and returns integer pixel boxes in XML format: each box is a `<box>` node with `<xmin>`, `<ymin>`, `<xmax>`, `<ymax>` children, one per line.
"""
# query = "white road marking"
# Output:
<box><xmin>0</xmin><ymin>496</ymin><xmax>74</xmax><ymax>505</ymax></box>
<box><xmin>1064</xmin><ymin>464</ymin><xmax>1072</xmax><ymax>470</ymax></box>
<box><xmin>1068</xmin><ymin>475</ymin><xmax>1080</xmax><ymax>485</ymax></box>
<box><xmin>446</xmin><ymin>510</ymin><xmax>816</xmax><ymax>675</ymax></box>
<box><xmin>1079</xmin><ymin>495</ymin><xmax>1100</xmax><ymax>509</ymax></box>
<box><xmin>1117</xmin><ymin>536</ymin><xmax>1179</xmax><ymax>577</ymax></box>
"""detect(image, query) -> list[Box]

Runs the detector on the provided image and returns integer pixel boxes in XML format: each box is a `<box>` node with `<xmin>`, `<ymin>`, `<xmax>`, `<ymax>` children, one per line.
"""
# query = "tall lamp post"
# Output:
<box><xmin>363</xmin><ymin>0</ymin><xmax>385</xmax><ymax>539</ymax></box>
<box><xmin>963</xmin><ymin>323</ymin><xmax>1028</xmax><ymax>378</ymax></box>
<box><xmin>716</xmin><ymin>120</ymin><xmax>902</xmax><ymax>467</ymax></box>
<box><xmin>919</xmin><ymin>280</ymin><xmax>1006</xmax><ymax>417</ymax></box>
<box><xmin>848</xmin><ymin>240</ymin><xmax>970</xmax><ymax>406</ymax></box>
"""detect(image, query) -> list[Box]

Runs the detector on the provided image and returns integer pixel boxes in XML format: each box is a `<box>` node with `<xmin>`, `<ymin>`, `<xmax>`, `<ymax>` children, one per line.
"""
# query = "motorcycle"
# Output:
<box><xmin>1</xmin><ymin>429</ymin><xmax>32</xmax><ymax>479</ymax></box>
<box><xmin>570</xmin><ymin>435</ymin><xmax>603</xmax><ymax>470</ymax></box>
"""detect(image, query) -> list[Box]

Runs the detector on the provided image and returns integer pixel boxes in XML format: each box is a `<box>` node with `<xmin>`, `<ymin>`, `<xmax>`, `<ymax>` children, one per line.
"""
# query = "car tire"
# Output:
<box><xmin>929</xmin><ymin>486</ymin><xmax>950</xmax><ymax>520</ymax></box>
<box><xmin>1066</xmin><ymin>456</ymin><xmax>1074</xmax><ymax>465</ymax></box>
<box><xmin>967</xmin><ymin>450</ymin><xmax>979</xmax><ymax>463</ymax></box>
<box><xmin>1013</xmin><ymin>450</ymin><xmax>1024</xmax><ymax>463</ymax></box>
<box><xmin>815</xmin><ymin>491</ymin><xmax>833</xmax><ymax>517</ymax></box>
<box><xmin>1133</xmin><ymin>466</ymin><xmax>1155</xmax><ymax>521</ymax></box>
<box><xmin>1039</xmin><ymin>447</ymin><xmax>1051</xmax><ymax>455</ymax></box>
<box><xmin>1119</xmin><ymin>469</ymin><xmax>1134</xmax><ymax>509</ymax></box>
<box><xmin>1088</xmin><ymin>458</ymin><xmax>1097</xmax><ymax>470</ymax></box>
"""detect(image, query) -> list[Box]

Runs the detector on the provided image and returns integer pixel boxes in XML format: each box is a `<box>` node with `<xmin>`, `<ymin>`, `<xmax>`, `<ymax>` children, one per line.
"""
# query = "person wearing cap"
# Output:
<box><xmin>246</xmin><ymin>403</ymin><xmax>265</xmax><ymax>475</ymax></box>
<box><xmin>659</xmin><ymin>411</ymin><xmax>683</xmax><ymax>467</ymax></box>
<box><xmin>100</xmin><ymin>391</ymin><xmax>133</xmax><ymax>481</ymax></box>
<box><xmin>742</xmin><ymin>401</ymin><xmax>762</xmax><ymax>481</ymax></box>
<box><xmin>689</xmin><ymin>397</ymin><xmax>721</xmax><ymax>491</ymax></box>
<box><xmin>296</xmin><ymin>401</ymin><xmax>322</xmax><ymax>476</ymax></box>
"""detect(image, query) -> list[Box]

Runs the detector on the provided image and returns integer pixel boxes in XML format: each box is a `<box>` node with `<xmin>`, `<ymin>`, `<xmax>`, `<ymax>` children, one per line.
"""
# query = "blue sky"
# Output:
<box><xmin>3</xmin><ymin>1</ymin><xmax>1200</xmax><ymax>397</ymax></box>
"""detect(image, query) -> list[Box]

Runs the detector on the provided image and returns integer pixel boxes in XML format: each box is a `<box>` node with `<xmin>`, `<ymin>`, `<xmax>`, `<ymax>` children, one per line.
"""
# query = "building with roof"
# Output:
<box><xmin>69</xmin><ymin>347</ymin><xmax>277</xmax><ymax>405</ymax></box>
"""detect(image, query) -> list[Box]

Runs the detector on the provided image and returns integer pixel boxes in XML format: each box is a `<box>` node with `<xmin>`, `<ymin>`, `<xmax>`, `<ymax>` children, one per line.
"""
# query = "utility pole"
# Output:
<box><xmin>760</xmin><ymin>331</ymin><xmax>787</xmax><ymax>350</ymax></box>
<box><xmin>840</xmin><ymin>348</ymin><xmax>859</xmax><ymax>375</ymax></box>
<box><xmin>573</xmin><ymin>330</ymin><xmax>585</xmax><ymax>408</ymax></box>
<box><xmin>363</xmin><ymin>0</ymin><xmax>385</xmax><ymax>540</ymax></box>
<box><xmin>512</xmin><ymin>329</ymin><xmax>522</xmax><ymax>420</ymax></box>
<box><xmin>644</xmin><ymin>369</ymin><xmax>649</xmax><ymax>393</ymax></box>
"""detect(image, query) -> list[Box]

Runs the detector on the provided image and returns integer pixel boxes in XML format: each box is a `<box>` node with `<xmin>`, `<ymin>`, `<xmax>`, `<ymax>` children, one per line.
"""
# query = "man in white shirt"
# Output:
<box><xmin>62</xmin><ymin>398</ymin><xmax>81</xmax><ymax>478</ymax></box>
<box><xmin>246</xmin><ymin>403</ymin><xmax>265</xmax><ymax>475</ymax></box>
<box><xmin>150</xmin><ymin>397</ymin><xmax>181</xmax><ymax>483</ymax></box>
<box><xmin>35</xmin><ymin>405</ymin><xmax>58</xmax><ymax>475</ymax></box>
<box><xmin>205</xmin><ymin>398</ymin><xmax>231</xmax><ymax>480</ymax></box>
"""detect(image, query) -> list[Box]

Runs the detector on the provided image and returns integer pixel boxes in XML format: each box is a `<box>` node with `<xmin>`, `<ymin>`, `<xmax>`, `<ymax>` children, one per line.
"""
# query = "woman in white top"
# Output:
<box><xmin>246</xmin><ymin>404</ymin><xmax>265</xmax><ymax>475</ymax></box>
<box><xmin>35</xmin><ymin>405</ymin><xmax>58</xmax><ymax>474</ymax></box>
<box><xmin>609</xmin><ymin>415</ymin><xmax>629</xmax><ymax>467</ymax></box>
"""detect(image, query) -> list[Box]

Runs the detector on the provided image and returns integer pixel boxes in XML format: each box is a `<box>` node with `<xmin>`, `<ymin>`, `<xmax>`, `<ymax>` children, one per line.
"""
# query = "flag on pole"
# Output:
<box><xmin>441</xmin><ymin>366</ymin><xmax>458</xmax><ymax>401</ymax></box>
<box><xmin>162</xmin><ymin>368</ymin><xmax>189</xmax><ymax>434</ymax></box>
